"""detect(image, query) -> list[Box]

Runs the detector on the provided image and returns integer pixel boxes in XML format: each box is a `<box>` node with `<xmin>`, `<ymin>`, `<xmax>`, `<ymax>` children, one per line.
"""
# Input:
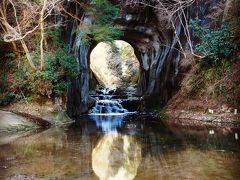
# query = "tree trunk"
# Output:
<box><xmin>20</xmin><ymin>40</ymin><xmax>37</xmax><ymax>70</ymax></box>
<box><xmin>40</xmin><ymin>0</ymin><xmax>47</xmax><ymax>70</ymax></box>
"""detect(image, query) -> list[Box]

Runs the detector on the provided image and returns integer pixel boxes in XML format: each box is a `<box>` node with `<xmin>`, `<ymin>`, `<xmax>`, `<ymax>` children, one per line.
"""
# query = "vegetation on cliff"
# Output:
<box><xmin>79</xmin><ymin>0</ymin><xmax>123</xmax><ymax>43</ymax></box>
<box><xmin>0</xmin><ymin>0</ymin><xmax>122</xmax><ymax>105</ymax></box>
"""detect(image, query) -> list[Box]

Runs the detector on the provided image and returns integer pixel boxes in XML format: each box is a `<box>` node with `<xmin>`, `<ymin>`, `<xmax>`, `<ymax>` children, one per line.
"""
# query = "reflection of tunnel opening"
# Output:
<box><xmin>89</xmin><ymin>40</ymin><xmax>140</xmax><ymax>88</ymax></box>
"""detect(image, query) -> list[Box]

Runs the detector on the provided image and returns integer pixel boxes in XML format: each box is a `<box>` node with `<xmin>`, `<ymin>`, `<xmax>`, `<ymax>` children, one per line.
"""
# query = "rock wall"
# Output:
<box><xmin>65</xmin><ymin>8</ymin><xmax>91</xmax><ymax>116</ymax></box>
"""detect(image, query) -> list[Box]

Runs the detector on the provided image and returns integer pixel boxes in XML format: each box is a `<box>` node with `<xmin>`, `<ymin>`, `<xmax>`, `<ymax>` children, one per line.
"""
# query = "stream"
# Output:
<box><xmin>0</xmin><ymin>87</ymin><xmax>240</xmax><ymax>179</ymax></box>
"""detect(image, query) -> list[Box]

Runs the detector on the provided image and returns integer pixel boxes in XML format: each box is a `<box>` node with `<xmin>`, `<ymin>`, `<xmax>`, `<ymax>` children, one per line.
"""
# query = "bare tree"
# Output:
<box><xmin>124</xmin><ymin>0</ymin><xmax>207</xmax><ymax>58</ymax></box>
<box><xmin>0</xmin><ymin>0</ymin><xmax>63</xmax><ymax>70</ymax></box>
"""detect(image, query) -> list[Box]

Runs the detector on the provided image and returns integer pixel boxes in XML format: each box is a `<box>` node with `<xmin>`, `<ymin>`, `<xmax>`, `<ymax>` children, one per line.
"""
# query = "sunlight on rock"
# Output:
<box><xmin>90</xmin><ymin>40</ymin><xmax>139</xmax><ymax>86</ymax></box>
<box><xmin>92</xmin><ymin>134</ymin><xmax>142</xmax><ymax>180</ymax></box>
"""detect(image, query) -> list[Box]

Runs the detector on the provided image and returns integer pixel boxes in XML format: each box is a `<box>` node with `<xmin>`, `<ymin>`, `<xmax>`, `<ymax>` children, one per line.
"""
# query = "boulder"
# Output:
<box><xmin>0</xmin><ymin>110</ymin><xmax>36</xmax><ymax>132</ymax></box>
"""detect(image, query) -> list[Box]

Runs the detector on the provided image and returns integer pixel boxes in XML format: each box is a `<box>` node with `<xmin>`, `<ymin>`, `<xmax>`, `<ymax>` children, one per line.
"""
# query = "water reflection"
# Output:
<box><xmin>0</xmin><ymin>115</ymin><xmax>240</xmax><ymax>179</ymax></box>
<box><xmin>88</xmin><ymin>114</ymin><xmax>126</xmax><ymax>132</ymax></box>
<box><xmin>92</xmin><ymin>134</ymin><xmax>141</xmax><ymax>180</ymax></box>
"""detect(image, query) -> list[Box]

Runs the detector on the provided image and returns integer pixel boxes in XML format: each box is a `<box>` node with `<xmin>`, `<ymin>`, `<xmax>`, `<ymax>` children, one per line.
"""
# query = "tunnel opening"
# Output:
<box><xmin>88</xmin><ymin>40</ymin><xmax>142</xmax><ymax>119</ymax></box>
<box><xmin>89</xmin><ymin>40</ymin><xmax>140</xmax><ymax>89</ymax></box>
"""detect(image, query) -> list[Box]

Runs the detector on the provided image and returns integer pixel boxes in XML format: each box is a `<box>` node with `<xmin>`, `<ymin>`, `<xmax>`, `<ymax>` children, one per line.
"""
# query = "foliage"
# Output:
<box><xmin>189</xmin><ymin>19</ymin><xmax>237</xmax><ymax>64</ymax></box>
<box><xmin>0</xmin><ymin>54</ymin><xmax>11</xmax><ymax>93</ymax></box>
<box><xmin>45</xmin><ymin>28</ymin><xmax>63</xmax><ymax>47</ymax></box>
<box><xmin>13</xmin><ymin>45</ymin><xmax>78</xmax><ymax>98</ymax></box>
<box><xmin>90</xmin><ymin>0</ymin><xmax>120</xmax><ymax>25</ymax></box>
<box><xmin>80</xmin><ymin>0</ymin><xmax>123</xmax><ymax>43</ymax></box>
<box><xmin>0</xmin><ymin>92</ymin><xmax>16</xmax><ymax>106</ymax></box>
<box><xmin>11</xmin><ymin>28</ymin><xmax>79</xmax><ymax>98</ymax></box>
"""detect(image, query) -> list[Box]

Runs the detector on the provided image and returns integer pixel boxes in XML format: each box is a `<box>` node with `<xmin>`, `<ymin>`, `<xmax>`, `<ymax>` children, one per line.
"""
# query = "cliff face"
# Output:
<box><xmin>66</xmin><ymin>0</ymin><xmax>232</xmax><ymax>117</ymax></box>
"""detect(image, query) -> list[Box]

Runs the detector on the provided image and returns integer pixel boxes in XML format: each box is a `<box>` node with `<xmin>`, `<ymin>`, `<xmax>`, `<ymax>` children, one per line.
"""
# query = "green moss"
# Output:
<box><xmin>6</xmin><ymin>123</ymin><xmax>35</xmax><ymax>132</ymax></box>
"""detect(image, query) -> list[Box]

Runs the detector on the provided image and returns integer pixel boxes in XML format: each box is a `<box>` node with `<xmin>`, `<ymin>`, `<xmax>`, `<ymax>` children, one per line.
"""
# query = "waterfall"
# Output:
<box><xmin>89</xmin><ymin>100</ymin><xmax>128</xmax><ymax>115</ymax></box>
<box><xmin>88</xmin><ymin>86</ymin><xmax>133</xmax><ymax>132</ymax></box>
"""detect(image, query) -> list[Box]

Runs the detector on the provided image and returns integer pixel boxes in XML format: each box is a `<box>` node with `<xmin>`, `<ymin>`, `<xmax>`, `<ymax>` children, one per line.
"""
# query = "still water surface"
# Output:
<box><xmin>0</xmin><ymin>115</ymin><xmax>240</xmax><ymax>180</ymax></box>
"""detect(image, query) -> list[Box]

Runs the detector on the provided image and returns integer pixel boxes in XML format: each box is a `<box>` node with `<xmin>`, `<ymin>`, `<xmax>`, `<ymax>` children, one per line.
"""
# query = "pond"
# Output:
<box><xmin>0</xmin><ymin>114</ymin><xmax>240</xmax><ymax>180</ymax></box>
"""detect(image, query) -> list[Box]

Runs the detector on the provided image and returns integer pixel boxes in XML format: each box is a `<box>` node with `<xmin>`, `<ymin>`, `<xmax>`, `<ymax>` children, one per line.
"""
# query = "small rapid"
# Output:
<box><xmin>88</xmin><ymin>86</ymin><xmax>133</xmax><ymax>132</ymax></box>
<box><xmin>89</xmin><ymin>100</ymin><xmax>128</xmax><ymax>115</ymax></box>
<box><xmin>89</xmin><ymin>86</ymin><xmax>129</xmax><ymax>115</ymax></box>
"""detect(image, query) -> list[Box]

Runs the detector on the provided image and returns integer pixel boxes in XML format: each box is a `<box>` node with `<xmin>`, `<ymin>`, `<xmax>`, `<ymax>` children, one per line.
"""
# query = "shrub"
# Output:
<box><xmin>0</xmin><ymin>92</ymin><xmax>16</xmax><ymax>106</ymax></box>
<box><xmin>12</xmin><ymin>46</ymin><xmax>78</xmax><ymax>98</ymax></box>
<box><xmin>189</xmin><ymin>19</ymin><xmax>237</xmax><ymax>64</ymax></box>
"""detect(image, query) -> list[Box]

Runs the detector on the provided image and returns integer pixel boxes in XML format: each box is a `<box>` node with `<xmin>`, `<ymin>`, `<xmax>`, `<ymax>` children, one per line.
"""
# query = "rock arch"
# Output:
<box><xmin>65</xmin><ymin>0</ymin><xmax>221</xmax><ymax>117</ymax></box>
<box><xmin>66</xmin><ymin>3</ymin><xmax>183</xmax><ymax>117</ymax></box>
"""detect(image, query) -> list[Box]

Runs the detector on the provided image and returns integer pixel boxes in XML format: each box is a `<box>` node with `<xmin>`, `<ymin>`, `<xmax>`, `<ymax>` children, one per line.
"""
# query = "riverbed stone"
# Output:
<box><xmin>0</xmin><ymin>110</ymin><xmax>36</xmax><ymax>132</ymax></box>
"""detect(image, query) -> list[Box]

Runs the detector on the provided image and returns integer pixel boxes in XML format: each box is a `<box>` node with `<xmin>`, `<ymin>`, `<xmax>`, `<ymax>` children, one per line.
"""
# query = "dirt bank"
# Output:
<box><xmin>165</xmin><ymin>59</ymin><xmax>240</xmax><ymax>129</ymax></box>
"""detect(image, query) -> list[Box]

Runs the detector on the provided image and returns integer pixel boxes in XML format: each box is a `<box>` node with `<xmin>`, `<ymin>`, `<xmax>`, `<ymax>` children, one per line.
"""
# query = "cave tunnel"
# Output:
<box><xmin>66</xmin><ymin>3</ymin><xmax>183</xmax><ymax>117</ymax></box>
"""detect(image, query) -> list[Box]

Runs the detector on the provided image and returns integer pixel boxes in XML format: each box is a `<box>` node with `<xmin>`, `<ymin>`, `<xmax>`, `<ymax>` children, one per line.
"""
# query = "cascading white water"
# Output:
<box><xmin>88</xmin><ymin>86</ymin><xmax>131</xmax><ymax>132</ymax></box>
<box><xmin>89</xmin><ymin>86</ymin><xmax>128</xmax><ymax>115</ymax></box>
<box><xmin>89</xmin><ymin>100</ymin><xmax>128</xmax><ymax>115</ymax></box>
